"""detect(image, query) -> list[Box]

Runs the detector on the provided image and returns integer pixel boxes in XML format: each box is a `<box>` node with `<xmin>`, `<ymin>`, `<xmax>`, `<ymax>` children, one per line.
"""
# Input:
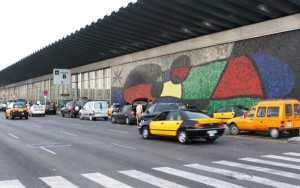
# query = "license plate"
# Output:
<box><xmin>21</xmin><ymin>113</ymin><xmax>24</xmax><ymax>115</ymax></box>
<box><xmin>207</xmin><ymin>130</ymin><xmax>217</xmax><ymax>136</ymax></box>
<box><xmin>18</xmin><ymin>110</ymin><xmax>23</xmax><ymax>112</ymax></box>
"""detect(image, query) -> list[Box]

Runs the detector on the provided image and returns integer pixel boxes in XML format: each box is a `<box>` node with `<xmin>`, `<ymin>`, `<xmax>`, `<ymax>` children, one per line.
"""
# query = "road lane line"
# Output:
<box><xmin>262</xmin><ymin>155</ymin><xmax>300</xmax><ymax>162</ymax></box>
<box><xmin>213</xmin><ymin>160</ymin><xmax>300</xmax><ymax>179</ymax></box>
<box><xmin>185</xmin><ymin>164</ymin><xmax>298</xmax><ymax>188</ymax></box>
<box><xmin>71</xmin><ymin>123</ymin><xmax>83</xmax><ymax>126</ymax></box>
<box><xmin>39</xmin><ymin>176</ymin><xmax>78</xmax><ymax>188</ymax></box>
<box><xmin>283</xmin><ymin>152</ymin><xmax>300</xmax><ymax>157</ymax></box>
<box><xmin>153</xmin><ymin>167</ymin><xmax>245</xmax><ymax>188</ymax></box>
<box><xmin>240</xmin><ymin>157</ymin><xmax>300</xmax><ymax>170</ymax></box>
<box><xmin>8</xmin><ymin>133</ymin><xmax>19</xmax><ymax>139</ymax></box>
<box><xmin>59</xmin><ymin>131</ymin><xmax>77</xmax><ymax>137</ymax></box>
<box><xmin>119</xmin><ymin>170</ymin><xmax>188</xmax><ymax>188</ymax></box>
<box><xmin>0</xmin><ymin>180</ymin><xmax>26</xmax><ymax>188</ymax></box>
<box><xmin>32</xmin><ymin>124</ymin><xmax>42</xmax><ymax>128</ymax></box>
<box><xmin>107</xmin><ymin>129</ymin><xmax>128</xmax><ymax>134</ymax></box>
<box><xmin>224</xmin><ymin>135</ymin><xmax>287</xmax><ymax>143</ymax></box>
<box><xmin>82</xmin><ymin>173</ymin><xmax>132</xmax><ymax>188</ymax></box>
<box><xmin>111</xmin><ymin>143</ymin><xmax>136</xmax><ymax>150</ymax></box>
<box><xmin>40</xmin><ymin>147</ymin><xmax>56</xmax><ymax>155</ymax></box>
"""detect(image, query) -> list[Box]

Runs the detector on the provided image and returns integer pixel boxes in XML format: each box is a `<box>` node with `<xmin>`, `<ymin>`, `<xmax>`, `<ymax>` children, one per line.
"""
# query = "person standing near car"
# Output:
<box><xmin>136</xmin><ymin>102</ymin><xmax>143</xmax><ymax>125</ymax></box>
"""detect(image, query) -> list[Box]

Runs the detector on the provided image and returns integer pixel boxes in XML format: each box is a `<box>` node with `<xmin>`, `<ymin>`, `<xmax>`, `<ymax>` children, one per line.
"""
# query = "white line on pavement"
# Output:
<box><xmin>8</xmin><ymin>133</ymin><xmax>19</xmax><ymax>139</ymax></box>
<box><xmin>71</xmin><ymin>123</ymin><xmax>83</xmax><ymax>126</ymax></box>
<box><xmin>32</xmin><ymin>124</ymin><xmax>42</xmax><ymax>128</ymax></box>
<box><xmin>262</xmin><ymin>155</ymin><xmax>300</xmax><ymax>163</ymax></box>
<box><xmin>59</xmin><ymin>131</ymin><xmax>77</xmax><ymax>137</ymax></box>
<box><xmin>82</xmin><ymin>173</ymin><xmax>132</xmax><ymax>188</ymax></box>
<box><xmin>239</xmin><ymin>157</ymin><xmax>300</xmax><ymax>170</ymax></box>
<box><xmin>40</xmin><ymin>147</ymin><xmax>56</xmax><ymax>155</ymax></box>
<box><xmin>107</xmin><ymin>129</ymin><xmax>128</xmax><ymax>134</ymax></box>
<box><xmin>0</xmin><ymin>180</ymin><xmax>26</xmax><ymax>188</ymax></box>
<box><xmin>39</xmin><ymin>176</ymin><xmax>78</xmax><ymax>187</ymax></box>
<box><xmin>111</xmin><ymin>143</ymin><xmax>136</xmax><ymax>150</ymax></box>
<box><xmin>283</xmin><ymin>152</ymin><xmax>300</xmax><ymax>157</ymax></box>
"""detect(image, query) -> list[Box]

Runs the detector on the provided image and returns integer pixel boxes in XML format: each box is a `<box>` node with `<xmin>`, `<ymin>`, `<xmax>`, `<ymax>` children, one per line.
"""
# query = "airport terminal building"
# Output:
<box><xmin>0</xmin><ymin>0</ymin><xmax>299</xmax><ymax>111</ymax></box>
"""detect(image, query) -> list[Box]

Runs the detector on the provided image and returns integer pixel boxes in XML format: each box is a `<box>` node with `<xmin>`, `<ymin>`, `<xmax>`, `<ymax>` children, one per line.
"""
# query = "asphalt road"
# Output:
<box><xmin>0</xmin><ymin>113</ymin><xmax>300</xmax><ymax>188</ymax></box>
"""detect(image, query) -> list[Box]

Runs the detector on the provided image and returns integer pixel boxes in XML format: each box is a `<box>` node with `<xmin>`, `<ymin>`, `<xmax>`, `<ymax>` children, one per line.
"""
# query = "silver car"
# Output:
<box><xmin>79</xmin><ymin>101</ymin><xmax>109</xmax><ymax>121</ymax></box>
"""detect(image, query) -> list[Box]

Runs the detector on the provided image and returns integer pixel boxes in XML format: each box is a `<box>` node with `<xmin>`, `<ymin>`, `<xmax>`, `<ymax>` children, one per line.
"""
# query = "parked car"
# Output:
<box><xmin>61</xmin><ymin>99</ymin><xmax>86</xmax><ymax>118</ymax></box>
<box><xmin>79</xmin><ymin>100</ymin><xmax>109</xmax><ymax>121</ymax></box>
<box><xmin>0</xmin><ymin>101</ymin><xmax>7</xmax><ymax>111</ymax></box>
<box><xmin>108</xmin><ymin>103</ymin><xmax>123</xmax><ymax>116</ymax></box>
<box><xmin>111</xmin><ymin>105</ymin><xmax>136</xmax><ymax>125</ymax></box>
<box><xmin>5</xmin><ymin>102</ymin><xmax>29</xmax><ymax>120</ymax></box>
<box><xmin>140</xmin><ymin>103</ymin><xmax>186</xmax><ymax>122</ymax></box>
<box><xmin>227</xmin><ymin>99</ymin><xmax>300</xmax><ymax>139</ymax></box>
<box><xmin>44</xmin><ymin>103</ymin><xmax>56</xmax><ymax>115</ymax></box>
<box><xmin>138</xmin><ymin>110</ymin><xmax>225</xmax><ymax>144</ymax></box>
<box><xmin>208</xmin><ymin>105</ymin><xmax>250</xmax><ymax>119</ymax></box>
<box><xmin>58</xmin><ymin>99</ymin><xmax>72</xmax><ymax>108</ymax></box>
<box><xmin>29</xmin><ymin>104</ymin><xmax>45</xmax><ymax>117</ymax></box>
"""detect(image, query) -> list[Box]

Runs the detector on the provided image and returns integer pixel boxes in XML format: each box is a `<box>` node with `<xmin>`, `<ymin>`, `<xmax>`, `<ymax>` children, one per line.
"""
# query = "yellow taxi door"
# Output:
<box><xmin>238</xmin><ymin>108</ymin><xmax>255</xmax><ymax>130</ymax></box>
<box><xmin>284</xmin><ymin>104</ymin><xmax>294</xmax><ymax>128</ymax></box>
<box><xmin>293</xmin><ymin>103</ymin><xmax>300</xmax><ymax>128</ymax></box>
<box><xmin>149</xmin><ymin>112</ymin><xmax>169</xmax><ymax>135</ymax></box>
<box><xmin>253</xmin><ymin>106</ymin><xmax>266</xmax><ymax>130</ymax></box>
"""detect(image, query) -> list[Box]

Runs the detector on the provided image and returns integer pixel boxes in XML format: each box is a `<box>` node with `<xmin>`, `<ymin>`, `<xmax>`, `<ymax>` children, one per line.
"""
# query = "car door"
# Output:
<box><xmin>213</xmin><ymin>106</ymin><xmax>234</xmax><ymax>119</ymax></box>
<box><xmin>149</xmin><ymin>111</ymin><xmax>169</xmax><ymax>135</ymax></box>
<box><xmin>238</xmin><ymin>108</ymin><xmax>255</xmax><ymax>130</ymax></box>
<box><xmin>160</xmin><ymin>111</ymin><xmax>182</xmax><ymax>136</ymax></box>
<box><xmin>114</xmin><ymin>106</ymin><xmax>124</xmax><ymax>122</ymax></box>
<box><xmin>254</xmin><ymin>106</ymin><xmax>266</xmax><ymax>130</ymax></box>
<box><xmin>293</xmin><ymin>103</ymin><xmax>300</xmax><ymax>127</ymax></box>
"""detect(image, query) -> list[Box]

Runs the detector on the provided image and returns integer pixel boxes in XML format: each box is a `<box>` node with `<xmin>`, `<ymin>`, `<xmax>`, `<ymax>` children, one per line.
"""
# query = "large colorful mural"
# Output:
<box><xmin>111</xmin><ymin>30</ymin><xmax>300</xmax><ymax>112</ymax></box>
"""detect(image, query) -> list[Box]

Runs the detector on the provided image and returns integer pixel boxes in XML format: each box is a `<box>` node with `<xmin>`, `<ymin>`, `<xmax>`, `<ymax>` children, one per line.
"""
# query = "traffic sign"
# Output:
<box><xmin>53</xmin><ymin>69</ymin><xmax>71</xmax><ymax>85</ymax></box>
<box><xmin>43</xmin><ymin>89</ymin><xmax>48</xmax><ymax>97</ymax></box>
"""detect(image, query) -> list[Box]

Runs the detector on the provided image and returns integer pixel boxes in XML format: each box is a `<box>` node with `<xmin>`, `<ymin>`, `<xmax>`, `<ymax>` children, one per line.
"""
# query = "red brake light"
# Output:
<box><xmin>130</xmin><ymin>111</ymin><xmax>134</xmax><ymax>115</ymax></box>
<box><xmin>12</xmin><ymin>109</ymin><xmax>18</xmax><ymax>113</ymax></box>
<box><xmin>219</xmin><ymin>123</ymin><xmax>224</xmax><ymax>127</ymax></box>
<box><xmin>281</xmin><ymin>121</ymin><xmax>285</xmax><ymax>128</ymax></box>
<box><xmin>194</xmin><ymin>123</ymin><xmax>204</xmax><ymax>128</ymax></box>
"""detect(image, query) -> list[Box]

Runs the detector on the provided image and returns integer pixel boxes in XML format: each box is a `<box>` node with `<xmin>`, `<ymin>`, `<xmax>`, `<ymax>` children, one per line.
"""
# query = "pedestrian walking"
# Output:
<box><xmin>136</xmin><ymin>102</ymin><xmax>143</xmax><ymax>124</ymax></box>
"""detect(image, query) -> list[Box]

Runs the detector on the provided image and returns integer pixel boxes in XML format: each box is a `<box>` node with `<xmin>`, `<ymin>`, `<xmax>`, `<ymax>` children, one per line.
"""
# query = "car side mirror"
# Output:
<box><xmin>147</xmin><ymin>110</ymin><xmax>149</xmax><ymax>114</ymax></box>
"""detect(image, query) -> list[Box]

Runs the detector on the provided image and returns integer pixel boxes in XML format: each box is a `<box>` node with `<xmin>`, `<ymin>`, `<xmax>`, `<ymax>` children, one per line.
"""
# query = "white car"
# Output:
<box><xmin>29</xmin><ymin>105</ymin><xmax>46</xmax><ymax>117</ymax></box>
<box><xmin>79</xmin><ymin>101</ymin><xmax>109</xmax><ymax>121</ymax></box>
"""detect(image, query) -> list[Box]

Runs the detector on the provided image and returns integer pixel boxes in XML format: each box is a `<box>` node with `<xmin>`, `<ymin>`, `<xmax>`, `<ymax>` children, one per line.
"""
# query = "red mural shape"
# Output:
<box><xmin>212</xmin><ymin>55</ymin><xmax>263</xmax><ymax>99</ymax></box>
<box><xmin>170</xmin><ymin>67</ymin><xmax>190</xmax><ymax>83</ymax></box>
<box><xmin>124</xmin><ymin>84</ymin><xmax>154</xmax><ymax>103</ymax></box>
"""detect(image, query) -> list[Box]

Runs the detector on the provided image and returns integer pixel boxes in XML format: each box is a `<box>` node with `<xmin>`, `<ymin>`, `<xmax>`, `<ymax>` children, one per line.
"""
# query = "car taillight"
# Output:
<box><xmin>130</xmin><ymin>111</ymin><xmax>134</xmax><ymax>115</ymax></box>
<box><xmin>281</xmin><ymin>121</ymin><xmax>285</xmax><ymax>128</ymax></box>
<box><xmin>12</xmin><ymin>109</ymin><xmax>18</xmax><ymax>113</ymax></box>
<box><xmin>24</xmin><ymin>109</ymin><xmax>28</xmax><ymax>112</ymax></box>
<box><xmin>219</xmin><ymin>123</ymin><xmax>224</xmax><ymax>127</ymax></box>
<box><xmin>194</xmin><ymin>123</ymin><xmax>204</xmax><ymax>128</ymax></box>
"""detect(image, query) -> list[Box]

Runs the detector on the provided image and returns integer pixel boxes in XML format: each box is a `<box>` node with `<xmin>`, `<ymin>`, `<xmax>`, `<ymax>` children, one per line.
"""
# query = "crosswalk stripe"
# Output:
<box><xmin>240</xmin><ymin>157</ymin><xmax>300</xmax><ymax>170</ymax></box>
<box><xmin>39</xmin><ymin>176</ymin><xmax>78</xmax><ymax>188</ymax></box>
<box><xmin>262</xmin><ymin>155</ymin><xmax>300</xmax><ymax>162</ymax></box>
<box><xmin>119</xmin><ymin>170</ymin><xmax>188</xmax><ymax>188</ymax></box>
<box><xmin>213</xmin><ymin>160</ymin><xmax>300</xmax><ymax>179</ymax></box>
<box><xmin>0</xmin><ymin>180</ymin><xmax>26</xmax><ymax>188</ymax></box>
<box><xmin>81</xmin><ymin>173</ymin><xmax>132</xmax><ymax>188</ymax></box>
<box><xmin>153</xmin><ymin>167</ymin><xmax>245</xmax><ymax>188</ymax></box>
<box><xmin>284</xmin><ymin>152</ymin><xmax>300</xmax><ymax>157</ymax></box>
<box><xmin>185</xmin><ymin>164</ymin><xmax>299</xmax><ymax>188</ymax></box>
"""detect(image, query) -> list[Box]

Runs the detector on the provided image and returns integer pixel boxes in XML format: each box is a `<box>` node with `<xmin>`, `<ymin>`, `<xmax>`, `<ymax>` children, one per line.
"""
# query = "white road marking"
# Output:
<box><xmin>240</xmin><ymin>157</ymin><xmax>300</xmax><ymax>170</ymax></box>
<box><xmin>0</xmin><ymin>180</ymin><xmax>26</xmax><ymax>188</ymax></box>
<box><xmin>119</xmin><ymin>170</ymin><xmax>188</xmax><ymax>188</ymax></box>
<box><xmin>153</xmin><ymin>167</ymin><xmax>245</xmax><ymax>188</ymax></box>
<box><xmin>40</xmin><ymin>147</ymin><xmax>56</xmax><ymax>155</ymax></box>
<box><xmin>81</xmin><ymin>173</ymin><xmax>132</xmax><ymax>188</ymax></box>
<box><xmin>185</xmin><ymin>164</ymin><xmax>299</xmax><ymax>188</ymax></box>
<box><xmin>8</xmin><ymin>133</ymin><xmax>19</xmax><ymax>139</ymax></box>
<box><xmin>111</xmin><ymin>143</ymin><xmax>136</xmax><ymax>150</ymax></box>
<box><xmin>283</xmin><ymin>152</ymin><xmax>300</xmax><ymax>157</ymax></box>
<box><xmin>71</xmin><ymin>123</ymin><xmax>83</xmax><ymax>127</ymax></box>
<box><xmin>59</xmin><ymin>131</ymin><xmax>77</xmax><ymax>137</ymax></box>
<box><xmin>214</xmin><ymin>160</ymin><xmax>300</xmax><ymax>179</ymax></box>
<box><xmin>39</xmin><ymin>176</ymin><xmax>78</xmax><ymax>188</ymax></box>
<box><xmin>32</xmin><ymin>124</ymin><xmax>42</xmax><ymax>128</ymax></box>
<box><xmin>107</xmin><ymin>129</ymin><xmax>128</xmax><ymax>134</ymax></box>
<box><xmin>262</xmin><ymin>155</ymin><xmax>300</xmax><ymax>163</ymax></box>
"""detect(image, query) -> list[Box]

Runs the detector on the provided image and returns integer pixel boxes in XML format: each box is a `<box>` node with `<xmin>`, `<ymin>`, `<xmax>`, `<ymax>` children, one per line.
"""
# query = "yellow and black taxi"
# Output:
<box><xmin>138</xmin><ymin>110</ymin><xmax>225</xmax><ymax>144</ymax></box>
<box><xmin>5</xmin><ymin>102</ymin><xmax>29</xmax><ymax>120</ymax></box>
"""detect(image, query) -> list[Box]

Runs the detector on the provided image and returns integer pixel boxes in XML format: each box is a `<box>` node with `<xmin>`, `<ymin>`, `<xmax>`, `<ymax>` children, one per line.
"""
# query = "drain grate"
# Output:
<box><xmin>27</xmin><ymin>143</ymin><xmax>71</xmax><ymax>148</ymax></box>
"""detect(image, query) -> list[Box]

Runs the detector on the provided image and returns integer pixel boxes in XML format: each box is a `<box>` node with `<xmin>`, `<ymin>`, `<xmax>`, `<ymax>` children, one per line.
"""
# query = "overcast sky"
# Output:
<box><xmin>0</xmin><ymin>0</ymin><xmax>135</xmax><ymax>71</ymax></box>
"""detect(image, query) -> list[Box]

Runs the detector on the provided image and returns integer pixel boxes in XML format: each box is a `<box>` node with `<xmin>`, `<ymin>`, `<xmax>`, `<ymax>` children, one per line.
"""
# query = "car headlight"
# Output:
<box><xmin>75</xmin><ymin>106</ymin><xmax>80</xmax><ymax>111</ymax></box>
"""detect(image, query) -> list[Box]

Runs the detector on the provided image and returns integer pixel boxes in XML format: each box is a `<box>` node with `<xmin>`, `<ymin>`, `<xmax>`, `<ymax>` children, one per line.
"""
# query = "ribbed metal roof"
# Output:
<box><xmin>0</xmin><ymin>0</ymin><xmax>299</xmax><ymax>86</ymax></box>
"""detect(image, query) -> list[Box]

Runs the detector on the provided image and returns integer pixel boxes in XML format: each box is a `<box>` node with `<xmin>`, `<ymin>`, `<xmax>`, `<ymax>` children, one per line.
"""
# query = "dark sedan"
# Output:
<box><xmin>138</xmin><ymin>110</ymin><xmax>225</xmax><ymax>144</ymax></box>
<box><xmin>111</xmin><ymin>105</ymin><xmax>136</xmax><ymax>125</ymax></box>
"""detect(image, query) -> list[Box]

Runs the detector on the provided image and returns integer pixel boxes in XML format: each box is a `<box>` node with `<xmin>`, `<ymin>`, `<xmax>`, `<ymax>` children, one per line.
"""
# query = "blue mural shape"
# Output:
<box><xmin>252</xmin><ymin>53</ymin><xmax>295</xmax><ymax>98</ymax></box>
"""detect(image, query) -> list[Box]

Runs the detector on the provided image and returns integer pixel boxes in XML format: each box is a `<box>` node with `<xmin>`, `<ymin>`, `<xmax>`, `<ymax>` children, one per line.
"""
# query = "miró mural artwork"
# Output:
<box><xmin>111</xmin><ymin>30</ymin><xmax>299</xmax><ymax>112</ymax></box>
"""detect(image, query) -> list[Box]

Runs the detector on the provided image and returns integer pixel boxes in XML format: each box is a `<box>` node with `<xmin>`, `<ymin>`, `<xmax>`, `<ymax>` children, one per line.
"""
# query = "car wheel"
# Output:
<box><xmin>206</xmin><ymin>137</ymin><xmax>217</xmax><ymax>143</ymax></box>
<box><xmin>10</xmin><ymin>115</ymin><xmax>14</xmax><ymax>120</ymax></box>
<box><xmin>177</xmin><ymin>130</ymin><xmax>190</xmax><ymax>144</ymax></box>
<box><xmin>125</xmin><ymin>117</ymin><xmax>130</xmax><ymax>125</ymax></box>
<box><xmin>142</xmin><ymin>126</ymin><xmax>151</xmax><ymax>139</ymax></box>
<box><xmin>61</xmin><ymin>112</ymin><xmax>65</xmax><ymax>117</ymax></box>
<box><xmin>89</xmin><ymin>115</ymin><xmax>93</xmax><ymax>121</ymax></box>
<box><xmin>79</xmin><ymin>113</ymin><xmax>83</xmax><ymax>120</ymax></box>
<box><xmin>229</xmin><ymin>124</ymin><xmax>240</xmax><ymax>135</ymax></box>
<box><xmin>69</xmin><ymin>112</ymin><xmax>73</xmax><ymax>118</ymax></box>
<box><xmin>104</xmin><ymin>117</ymin><xmax>108</xmax><ymax>121</ymax></box>
<box><xmin>111</xmin><ymin>116</ymin><xmax>116</xmax><ymax>123</ymax></box>
<box><xmin>5</xmin><ymin>115</ymin><xmax>8</xmax><ymax>119</ymax></box>
<box><xmin>25</xmin><ymin>116</ymin><xmax>28</xmax><ymax>120</ymax></box>
<box><xmin>270</xmin><ymin>128</ymin><xmax>280</xmax><ymax>139</ymax></box>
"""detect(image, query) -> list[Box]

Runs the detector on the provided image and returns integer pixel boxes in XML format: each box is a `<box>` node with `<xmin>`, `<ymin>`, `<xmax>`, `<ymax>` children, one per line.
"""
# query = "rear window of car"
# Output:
<box><xmin>185</xmin><ymin>111</ymin><xmax>210</xmax><ymax>119</ymax></box>
<box><xmin>94</xmin><ymin>102</ymin><xmax>108</xmax><ymax>109</ymax></box>
<box><xmin>14</xmin><ymin>103</ymin><xmax>26</xmax><ymax>108</ymax></box>
<box><xmin>124</xmin><ymin>105</ymin><xmax>132</xmax><ymax>112</ymax></box>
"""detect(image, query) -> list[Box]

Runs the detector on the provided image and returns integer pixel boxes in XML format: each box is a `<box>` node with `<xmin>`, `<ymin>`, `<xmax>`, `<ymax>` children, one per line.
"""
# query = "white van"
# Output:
<box><xmin>79</xmin><ymin>100</ymin><xmax>109</xmax><ymax>121</ymax></box>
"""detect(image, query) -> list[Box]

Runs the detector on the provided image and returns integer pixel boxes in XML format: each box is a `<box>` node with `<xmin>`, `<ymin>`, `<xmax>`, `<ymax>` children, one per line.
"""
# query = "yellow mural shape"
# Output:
<box><xmin>160</xmin><ymin>81</ymin><xmax>182</xmax><ymax>98</ymax></box>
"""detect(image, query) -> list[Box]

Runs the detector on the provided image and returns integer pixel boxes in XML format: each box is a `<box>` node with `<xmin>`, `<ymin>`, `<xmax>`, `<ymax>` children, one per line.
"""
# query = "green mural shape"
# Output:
<box><xmin>182</xmin><ymin>61</ymin><xmax>227</xmax><ymax>100</ymax></box>
<box><xmin>205</xmin><ymin>97</ymin><xmax>262</xmax><ymax>112</ymax></box>
<box><xmin>156</xmin><ymin>75</ymin><xmax>163</xmax><ymax>82</ymax></box>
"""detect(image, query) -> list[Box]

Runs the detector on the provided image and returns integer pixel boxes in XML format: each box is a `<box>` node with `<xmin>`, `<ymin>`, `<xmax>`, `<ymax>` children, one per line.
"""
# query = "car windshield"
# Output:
<box><xmin>185</xmin><ymin>111</ymin><xmax>210</xmax><ymax>119</ymax></box>
<box><xmin>13</xmin><ymin>103</ymin><xmax>26</xmax><ymax>108</ymax></box>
